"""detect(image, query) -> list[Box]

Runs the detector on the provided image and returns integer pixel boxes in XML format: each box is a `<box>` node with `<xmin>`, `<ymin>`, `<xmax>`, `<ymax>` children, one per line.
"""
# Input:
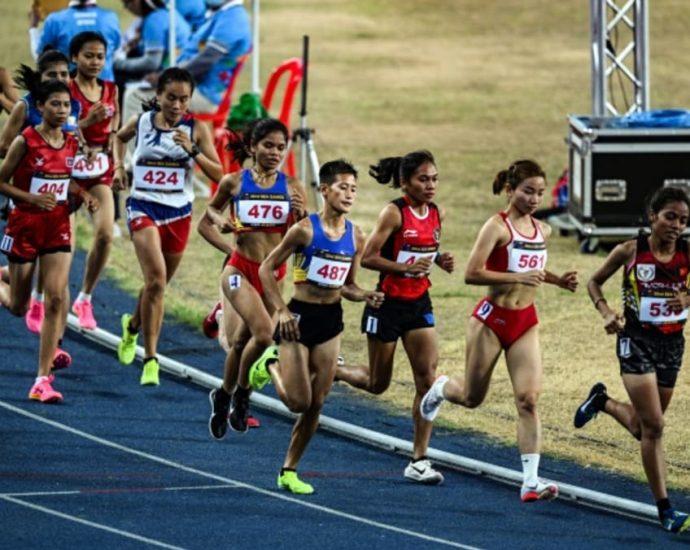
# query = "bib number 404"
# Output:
<box><xmin>35</xmin><ymin>181</ymin><xmax>66</xmax><ymax>195</ymax></box>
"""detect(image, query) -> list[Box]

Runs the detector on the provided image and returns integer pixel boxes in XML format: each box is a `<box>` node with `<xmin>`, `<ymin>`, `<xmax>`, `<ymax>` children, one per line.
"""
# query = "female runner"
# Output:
<box><xmin>112</xmin><ymin>67</ymin><xmax>222</xmax><ymax>386</ymax></box>
<box><xmin>336</xmin><ymin>150</ymin><xmax>454</xmax><ymax>485</ymax></box>
<box><xmin>69</xmin><ymin>31</ymin><xmax>120</xmax><ymax>330</ymax></box>
<box><xmin>574</xmin><ymin>186</ymin><xmax>690</xmax><ymax>533</ymax></box>
<box><xmin>206</xmin><ymin>118</ymin><xmax>307</xmax><ymax>437</ymax></box>
<box><xmin>0</xmin><ymin>80</ymin><xmax>98</xmax><ymax>402</ymax></box>
<box><xmin>419</xmin><ymin>159</ymin><xmax>578</xmax><ymax>501</ymax></box>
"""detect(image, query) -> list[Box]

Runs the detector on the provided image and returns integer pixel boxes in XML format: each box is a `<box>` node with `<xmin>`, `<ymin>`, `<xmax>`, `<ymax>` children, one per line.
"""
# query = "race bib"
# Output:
<box><xmin>134</xmin><ymin>160</ymin><xmax>186</xmax><ymax>192</ymax></box>
<box><xmin>508</xmin><ymin>246</ymin><xmax>547</xmax><ymax>273</ymax></box>
<box><xmin>307</xmin><ymin>253</ymin><xmax>352</xmax><ymax>288</ymax></box>
<box><xmin>29</xmin><ymin>175</ymin><xmax>69</xmax><ymax>201</ymax></box>
<box><xmin>396</xmin><ymin>248</ymin><xmax>437</xmax><ymax>278</ymax></box>
<box><xmin>237</xmin><ymin>199</ymin><xmax>290</xmax><ymax>226</ymax></box>
<box><xmin>72</xmin><ymin>152</ymin><xmax>109</xmax><ymax>179</ymax></box>
<box><xmin>639</xmin><ymin>296</ymin><xmax>689</xmax><ymax>324</ymax></box>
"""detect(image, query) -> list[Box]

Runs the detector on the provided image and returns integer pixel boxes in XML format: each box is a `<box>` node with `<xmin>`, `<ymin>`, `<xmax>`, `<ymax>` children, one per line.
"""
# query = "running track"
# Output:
<box><xmin>1</xmin><ymin>249</ymin><xmax>689</xmax><ymax>549</ymax></box>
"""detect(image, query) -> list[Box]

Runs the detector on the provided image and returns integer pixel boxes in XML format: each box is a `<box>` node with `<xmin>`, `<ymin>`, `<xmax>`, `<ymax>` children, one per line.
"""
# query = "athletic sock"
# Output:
<box><xmin>657</xmin><ymin>498</ymin><xmax>672</xmax><ymax>521</ymax></box>
<box><xmin>31</xmin><ymin>290</ymin><xmax>44</xmax><ymax>302</ymax></box>
<box><xmin>521</xmin><ymin>453</ymin><xmax>540</xmax><ymax>487</ymax></box>
<box><xmin>127</xmin><ymin>320</ymin><xmax>139</xmax><ymax>334</ymax></box>
<box><xmin>215</xmin><ymin>386</ymin><xmax>231</xmax><ymax>406</ymax></box>
<box><xmin>143</xmin><ymin>356</ymin><xmax>157</xmax><ymax>365</ymax></box>
<box><xmin>280</xmin><ymin>467</ymin><xmax>296</xmax><ymax>476</ymax></box>
<box><xmin>411</xmin><ymin>456</ymin><xmax>428</xmax><ymax>463</ymax></box>
<box><xmin>77</xmin><ymin>292</ymin><xmax>92</xmax><ymax>303</ymax></box>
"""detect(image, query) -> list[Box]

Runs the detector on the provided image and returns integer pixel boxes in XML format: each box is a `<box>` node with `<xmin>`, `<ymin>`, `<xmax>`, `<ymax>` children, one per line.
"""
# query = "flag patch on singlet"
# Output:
<box><xmin>0</xmin><ymin>234</ymin><xmax>13</xmax><ymax>253</ymax></box>
<box><xmin>365</xmin><ymin>316</ymin><xmax>378</xmax><ymax>334</ymax></box>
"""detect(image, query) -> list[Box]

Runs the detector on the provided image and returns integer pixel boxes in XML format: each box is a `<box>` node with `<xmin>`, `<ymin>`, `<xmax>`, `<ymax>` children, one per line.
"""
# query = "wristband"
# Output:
<box><xmin>593</xmin><ymin>297</ymin><xmax>607</xmax><ymax>309</ymax></box>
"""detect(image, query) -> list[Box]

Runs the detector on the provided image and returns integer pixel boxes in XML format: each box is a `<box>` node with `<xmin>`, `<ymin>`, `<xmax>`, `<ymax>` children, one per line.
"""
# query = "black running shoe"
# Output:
<box><xmin>573</xmin><ymin>382</ymin><xmax>607</xmax><ymax>428</ymax></box>
<box><xmin>229</xmin><ymin>388</ymin><xmax>250</xmax><ymax>433</ymax></box>
<box><xmin>208</xmin><ymin>388</ymin><xmax>230</xmax><ymax>440</ymax></box>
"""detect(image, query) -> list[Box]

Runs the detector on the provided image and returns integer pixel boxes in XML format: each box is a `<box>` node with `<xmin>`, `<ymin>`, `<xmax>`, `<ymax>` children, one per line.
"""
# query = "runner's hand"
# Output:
<box><xmin>85</xmin><ymin>102</ymin><xmax>108</xmax><ymax>125</ymax></box>
<box><xmin>290</xmin><ymin>190</ymin><xmax>306</xmax><ymax>219</ymax></box>
<box><xmin>172</xmin><ymin>128</ymin><xmax>193</xmax><ymax>153</ymax></box>
<box><xmin>436</xmin><ymin>252</ymin><xmax>455</xmax><ymax>273</ymax></box>
<box><xmin>278</xmin><ymin>308</ymin><xmax>300</xmax><ymax>342</ymax></box>
<box><xmin>602</xmin><ymin>310</ymin><xmax>624</xmax><ymax>334</ymax></box>
<box><xmin>405</xmin><ymin>256</ymin><xmax>433</xmax><ymax>277</ymax></box>
<box><xmin>667</xmin><ymin>289</ymin><xmax>689</xmax><ymax>313</ymax></box>
<box><xmin>81</xmin><ymin>191</ymin><xmax>99</xmax><ymax>213</ymax></box>
<box><xmin>112</xmin><ymin>167</ymin><xmax>128</xmax><ymax>191</ymax></box>
<box><xmin>558</xmin><ymin>270</ymin><xmax>579</xmax><ymax>292</ymax></box>
<box><xmin>32</xmin><ymin>193</ymin><xmax>56</xmax><ymax>211</ymax></box>
<box><xmin>364</xmin><ymin>290</ymin><xmax>385</xmax><ymax>309</ymax></box>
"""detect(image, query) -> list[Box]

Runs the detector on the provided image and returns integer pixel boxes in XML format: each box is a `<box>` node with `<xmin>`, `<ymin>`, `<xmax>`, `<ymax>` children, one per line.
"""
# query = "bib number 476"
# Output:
<box><xmin>247</xmin><ymin>204</ymin><xmax>284</xmax><ymax>219</ymax></box>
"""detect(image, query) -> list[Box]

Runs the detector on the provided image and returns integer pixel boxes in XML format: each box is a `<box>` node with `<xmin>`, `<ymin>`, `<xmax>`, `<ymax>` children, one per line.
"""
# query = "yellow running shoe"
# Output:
<box><xmin>117</xmin><ymin>313</ymin><xmax>139</xmax><ymax>365</ymax></box>
<box><xmin>248</xmin><ymin>345</ymin><xmax>278</xmax><ymax>390</ymax></box>
<box><xmin>140</xmin><ymin>357</ymin><xmax>160</xmax><ymax>386</ymax></box>
<box><xmin>277</xmin><ymin>470</ymin><xmax>314</xmax><ymax>495</ymax></box>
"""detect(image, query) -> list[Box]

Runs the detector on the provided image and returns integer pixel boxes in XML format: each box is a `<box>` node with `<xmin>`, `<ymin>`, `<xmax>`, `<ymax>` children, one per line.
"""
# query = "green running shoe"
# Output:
<box><xmin>248</xmin><ymin>345</ymin><xmax>278</xmax><ymax>390</ymax></box>
<box><xmin>277</xmin><ymin>470</ymin><xmax>314</xmax><ymax>495</ymax></box>
<box><xmin>140</xmin><ymin>357</ymin><xmax>160</xmax><ymax>386</ymax></box>
<box><xmin>117</xmin><ymin>313</ymin><xmax>139</xmax><ymax>365</ymax></box>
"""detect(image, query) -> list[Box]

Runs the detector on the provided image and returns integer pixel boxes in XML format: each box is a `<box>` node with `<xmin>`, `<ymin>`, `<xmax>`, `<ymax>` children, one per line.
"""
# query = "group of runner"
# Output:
<box><xmin>1</xmin><ymin>33</ymin><xmax>689</xmax><ymax>536</ymax></box>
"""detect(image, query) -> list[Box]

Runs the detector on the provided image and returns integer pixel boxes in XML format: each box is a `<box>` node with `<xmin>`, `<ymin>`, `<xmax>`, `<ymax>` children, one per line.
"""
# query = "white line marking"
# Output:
<box><xmin>0</xmin><ymin>495</ymin><xmax>186</xmax><ymax>550</ymax></box>
<box><xmin>0</xmin><ymin>400</ymin><xmax>480</xmax><ymax>550</ymax></box>
<box><xmin>1</xmin><ymin>484</ymin><xmax>239</xmax><ymax>498</ymax></box>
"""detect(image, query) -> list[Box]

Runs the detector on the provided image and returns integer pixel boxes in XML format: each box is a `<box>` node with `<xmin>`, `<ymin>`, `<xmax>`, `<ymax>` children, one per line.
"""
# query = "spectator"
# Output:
<box><xmin>33</xmin><ymin>0</ymin><xmax>121</xmax><ymax>81</ymax></box>
<box><xmin>117</xmin><ymin>0</ymin><xmax>192</xmax><ymax>126</ymax></box>
<box><xmin>177</xmin><ymin>0</ymin><xmax>251</xmax><ymax>114</ymax></box>
<box><xmin>172</xmin><ymin>0</ymin><xmax>208</xmax><ymax>31</ymax></box>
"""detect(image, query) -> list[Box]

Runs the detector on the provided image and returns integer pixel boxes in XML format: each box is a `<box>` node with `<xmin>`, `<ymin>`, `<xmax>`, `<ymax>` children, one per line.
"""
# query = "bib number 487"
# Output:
<box><xmin>316</xmin><ymin>264</ymin><xmax>348</xmax><ymax>282</ymax></box>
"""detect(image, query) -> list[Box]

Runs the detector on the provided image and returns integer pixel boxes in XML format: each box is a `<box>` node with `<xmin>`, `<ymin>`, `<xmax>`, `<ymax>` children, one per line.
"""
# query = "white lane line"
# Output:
<box><xmin>0</xmin><ymin>399</ymin><xmax>480</xmax><ymax>550</ymax></box>
<box><xmin>0</xmin><ymin>495</ymin><xmax>186</xmax><ymax>550</ymax></box>
<box><xmin>1</xmin><ymin>484</ymin><xmax>239</xmax><ymax>498</ymax></box>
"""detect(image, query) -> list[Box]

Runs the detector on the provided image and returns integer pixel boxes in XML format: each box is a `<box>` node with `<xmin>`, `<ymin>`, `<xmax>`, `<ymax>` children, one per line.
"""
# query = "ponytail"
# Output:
<box><xmin>492</xmin><ymin>159</ymin><xmax>545</xmax><ymax>195</ymax></box>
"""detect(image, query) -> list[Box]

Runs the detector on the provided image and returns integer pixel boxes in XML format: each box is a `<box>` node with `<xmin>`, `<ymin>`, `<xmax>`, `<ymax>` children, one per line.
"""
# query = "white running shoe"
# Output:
<box><xmin>420</xmin><ymin>375</ymin><xmax>449</xmax><ymax>421</ymax></box>
<box><xmin>520</xmin><ymin>481</ymin><xmax>559</xmax><ymax>502</ymax></box>
<box><xmin>404</xmin><ymin>459</ymin><xmax>444</xmax><ymax>485</ymax></box>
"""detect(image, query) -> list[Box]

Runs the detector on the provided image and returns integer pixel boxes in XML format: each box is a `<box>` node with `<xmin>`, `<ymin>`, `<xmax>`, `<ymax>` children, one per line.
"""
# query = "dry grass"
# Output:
<box><xmin>5</xmin><ymin>0</ymin><xmax>690</xmax><ymax>490</ymax></box>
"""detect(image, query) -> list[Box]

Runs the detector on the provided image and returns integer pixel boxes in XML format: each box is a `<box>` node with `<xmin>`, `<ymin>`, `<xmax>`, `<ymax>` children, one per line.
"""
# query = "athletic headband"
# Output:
<box><xmin>68</xmin><ymin>0</ymin><xmax>97</xmax><ymax>6</ymax></box>
<box><xmin>143</xmin><ymin>0</ymin><xmax>162</xmax><ymax>9</ymax></box>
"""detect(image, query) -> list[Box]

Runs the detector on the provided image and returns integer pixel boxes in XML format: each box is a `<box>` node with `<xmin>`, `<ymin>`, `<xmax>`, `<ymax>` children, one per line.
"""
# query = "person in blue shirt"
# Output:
<box><xmin>177</xmin><ymin>0</ymin><xmax>252</xmax><ymax>113</ymax></box>
<box><xmin>34</xmin><ymin>0</ymin><xmax>121</xmax><ymax>82</ymax></box>
<box><xmin>118</xmin><ymin>0</ymin><xmax>192</xmax><ymax>128</ymax></box>
<box><xmin>172</xmin><ymin>0</ymin><xmax>208</xmax><ymax>32</ymax></box>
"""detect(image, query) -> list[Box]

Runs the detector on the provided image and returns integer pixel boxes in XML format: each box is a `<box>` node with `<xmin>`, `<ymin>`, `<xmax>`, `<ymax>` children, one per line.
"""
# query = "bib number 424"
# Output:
<box><xmin>142</xmin><ymin>170</ymin><xmax>179</xmax><ymax>186</ymax></box>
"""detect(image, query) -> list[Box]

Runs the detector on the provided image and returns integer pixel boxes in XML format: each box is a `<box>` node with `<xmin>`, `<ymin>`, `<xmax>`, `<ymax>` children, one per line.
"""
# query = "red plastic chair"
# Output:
<box><xmin>261</xmin><ymin>58</ymin><xmax>304</xmax><ymax>177</ymax></box>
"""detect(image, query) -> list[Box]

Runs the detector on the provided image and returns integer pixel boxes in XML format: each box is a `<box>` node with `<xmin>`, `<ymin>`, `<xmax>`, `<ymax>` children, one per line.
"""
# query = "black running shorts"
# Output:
<box><xmin>274</xmin><ymin>298</ymin><xmax>344</xmax><ymax>349</ymax></box>
<box><xmin>361</xmin><ymin>292</ymin><xmax>435</xmax><ymax>343</ymax></box>
<box><xmin>617</xmin><ymin>330</ymin><xmax>685</xmax><ymax>388</ymax></box>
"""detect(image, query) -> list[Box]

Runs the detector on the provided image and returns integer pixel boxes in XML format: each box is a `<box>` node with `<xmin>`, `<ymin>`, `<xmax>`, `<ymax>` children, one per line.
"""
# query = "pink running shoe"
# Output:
<box><xmin>25</xmin><ymin>297</ymin><xmax>45</xmax><ymax>334</ymax></box>
<box><xmin>28</xmin><ymin>375</ymin><xmax>63</xmax><ymax>403</ymax></box>
<box><xmin>52</xmin><ymin>348</ymin><xmax>72</xmax><ymax>371</ymax></box>
<box><xmin>72</xmin><ymin>298</ymin><xmax>97</xmax><ymax>330</ymax></box>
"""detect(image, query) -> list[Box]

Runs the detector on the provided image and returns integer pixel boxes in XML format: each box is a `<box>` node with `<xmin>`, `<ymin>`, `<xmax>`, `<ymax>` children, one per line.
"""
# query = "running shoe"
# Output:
<box><xmin>248</xmin><ymin>345</ymin><xmax>278</xmax><ymax>390</ymax></box>
<box><xmin>573</xmin><ymin>382</ymin><xmax>607</xmax><ymax>429</ymax></box>
<box><xmin>28</xmin><ymin>375</ymin><xmax>63</xmax><ymax>403</ymax></box>
<box><xmin>420</xmin><ymin>375</ymin><xmax>449</xmax><ymax>422</ymax></box>
<box><xmin>117</xmin><ymin>313</ymin><xmax>138</xmax><ymax>365</ymax></box>
<box><xmin>25</xmin><ymin>297</ymin><xmax>44</xmax><ymax>334</ymax></box>
<box><xmin>277</xmin><ymin>471</ymin><xmax>314</xmax><ymax>495</ymax></box>
<box><xmin>51</xmin><ymin>348</ymin><xmax>72</xmax><ymax>371</ymax></box>
<box><xmin>72</xmin><ymin>298</ymin><xmax>97</xmax><ymax>330</ymax></box>
<box><xmin>520</xmin><ymin>481</ymin><xmax>559</xmax><ymax>502</ymax></box>
<box><xmin>208</xmin><ymin>388</ymin><xmax>230</xmax><ymax>440</ymax></box>
<box><xmin>229</xmin><ymin>389</ymin><xmax>250</xmax><ymax>433</ymax></box>
<box><xmin>247</xmin><ymin>415</ymin><xmax>261</xmax><ymax>428</ymax></box>
<box><xmin>404</xmin><ymin>459</ymin><xmax>444</xmax><ymax>485</ymax></box>
<box><xmin>202</xmin><ymin>301</ymin><xmax>222</xmax><ymax>339</ymax></box>
<box><xmin>661</xmin><ymin>508</ymin><xmax>690</xmax><ymax>533</ymax></box>
<box><xmin>140</xmin><ymin>357</ymin><xmax>160</xmax><ymax>386</ymax></box>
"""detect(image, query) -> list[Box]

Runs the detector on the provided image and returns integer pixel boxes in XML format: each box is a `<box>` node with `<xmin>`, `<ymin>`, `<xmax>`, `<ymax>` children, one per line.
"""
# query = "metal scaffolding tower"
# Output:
<box><xmin>591</xmin><ymin>0</ymin><xmax>649</xmax><ymax>116</ymax></box>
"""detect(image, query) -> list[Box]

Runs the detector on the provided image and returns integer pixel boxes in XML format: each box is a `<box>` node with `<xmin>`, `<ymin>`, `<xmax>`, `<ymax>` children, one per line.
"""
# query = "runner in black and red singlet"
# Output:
<box><xmin>419</xmin><ymin>159</ymin><xmax>578</xmax><ymax>502</ymax></box>
<box><xmin>573</xmin><ymin>185</ymin><xmax>690</xmax><ymax>533</ymax></box>
<box><xmin>336</xmin><ymin>150</ymin><xmax>455</xmax><ymax>485</ymax></box>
